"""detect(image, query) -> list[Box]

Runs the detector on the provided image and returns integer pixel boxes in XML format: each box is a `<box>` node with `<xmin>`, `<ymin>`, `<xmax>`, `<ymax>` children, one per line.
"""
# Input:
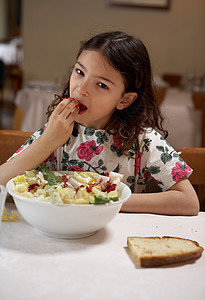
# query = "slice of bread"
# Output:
<box><xmin>127</xmin><ymin>236</ymin><xmax>204</xmax><ymax>268</ymax></box>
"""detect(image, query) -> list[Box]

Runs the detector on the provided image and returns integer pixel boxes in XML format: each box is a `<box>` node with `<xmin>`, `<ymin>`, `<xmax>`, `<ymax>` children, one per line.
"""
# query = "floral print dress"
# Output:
<box><xmin>11</xmin><ymin>124</ymin><xmax>192</xmax><ymax>193</ymax></box>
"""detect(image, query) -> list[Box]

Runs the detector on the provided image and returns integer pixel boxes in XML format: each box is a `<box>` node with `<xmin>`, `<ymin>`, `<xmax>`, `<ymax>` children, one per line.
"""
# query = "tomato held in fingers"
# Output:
<box><xmin>69</xmin><ymin>97</ymin><xmax>87</xmax><ymax>115</ymax></box>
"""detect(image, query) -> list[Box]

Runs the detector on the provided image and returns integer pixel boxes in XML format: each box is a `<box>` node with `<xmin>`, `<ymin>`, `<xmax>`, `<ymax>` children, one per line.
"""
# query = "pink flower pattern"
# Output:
<box><xmin>15</xmin><ymin>147</ymin><xmax>23</xmax><ymax>153</ymax></box>
<box><xmin>77</xmin><ymin>141</ymin><xmax>103</xmax><ymax>161</ymax></box>
<box><xmin>143</xmin><ymin>170</ymin><xmax>150</xmax><ymax>179</ymax></box>
<box><xmin>171</xmin><ymin>162</ymin><xmax>191</xmax><ymax>182</ymax></box>
<box><xmin>67</xmin><ymin>165</ymin><xmax>84</xmax><ymax>172</ymax></box>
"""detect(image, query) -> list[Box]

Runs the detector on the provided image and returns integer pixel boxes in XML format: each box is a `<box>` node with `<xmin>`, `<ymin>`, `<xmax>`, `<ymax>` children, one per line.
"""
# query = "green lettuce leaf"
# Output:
<box><xmin>39</xmin><ymin>164</ymin><xmax>62</xmax><ymax>186</ymax></box>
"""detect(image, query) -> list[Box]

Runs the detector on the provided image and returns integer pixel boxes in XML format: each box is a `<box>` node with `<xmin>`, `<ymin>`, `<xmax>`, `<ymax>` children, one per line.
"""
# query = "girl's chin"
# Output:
<box><xmin>75</xmin><ymin>113</ymin><xmax>108</xmax><ymax>129</ymax></box>
<box><xmin>75</xmin><ymin>119</ymin><xmax>102</xmax><ymax>129</ymax></box>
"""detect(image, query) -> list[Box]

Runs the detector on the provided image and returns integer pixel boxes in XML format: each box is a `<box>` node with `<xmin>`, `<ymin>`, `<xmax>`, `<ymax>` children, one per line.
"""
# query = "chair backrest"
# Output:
<box><xmin>192</xmin><ymin>92</ymin><xmax>205</xmax><ymax>147</ymax></box>
<box><xmin>178</xmin><ymin>147</ymin><xmax>205</xmax><ymax>185</ymax></box>
<box><xmin>178</xmin><ymin>147</ymin><xmax>205</xmax><ymax>206</ymax></box>
<box><xmin>0</xmin><ymin>59</ymin><xmax>6</xmax><ymax>87</ymax></box>
<box><xmin>162</xmin><ymin>73</ymin><xmax>182</xmax><ymax>87</ymax></box>
<box><xmin>0</xmin><ymin>130</ymin><xmax>32</xmax><ymax>165</ymax></box>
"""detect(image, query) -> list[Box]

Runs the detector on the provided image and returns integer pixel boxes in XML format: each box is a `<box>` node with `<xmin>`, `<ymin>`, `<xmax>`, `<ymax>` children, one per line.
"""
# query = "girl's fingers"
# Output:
<box><xmin>53</xmin><ymin>98</ymin><xmax>78</xmax><ymax>117</ymax></box>
<box><xmin>62</xmin><ymin>102</ymin><xmax>79</xmax><ymax>120</ymax></box>
<box><xmin>67</xmin><ymin>105</ymin><xmax>79</xmax><ymax>121</ymax></box>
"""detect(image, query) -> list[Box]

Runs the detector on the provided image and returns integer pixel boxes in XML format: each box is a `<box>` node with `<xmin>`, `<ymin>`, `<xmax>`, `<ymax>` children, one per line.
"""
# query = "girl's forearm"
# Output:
<box><xmin>121</xmin><ymin>191</ymin><xmax>185</xmax><ymax>215</ymax></box>
<box><xmin>121</xmin><ymin>179</ymin><xmax>199</xmax><ymax>216</ymax></box>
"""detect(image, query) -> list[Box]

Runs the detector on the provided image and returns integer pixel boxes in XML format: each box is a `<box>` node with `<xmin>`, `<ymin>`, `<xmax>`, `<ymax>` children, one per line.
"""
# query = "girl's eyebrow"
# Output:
<box><xmin>76</xmin><ymin>61</ymin><xmax>115</xmax><ymax>85</ymax></box>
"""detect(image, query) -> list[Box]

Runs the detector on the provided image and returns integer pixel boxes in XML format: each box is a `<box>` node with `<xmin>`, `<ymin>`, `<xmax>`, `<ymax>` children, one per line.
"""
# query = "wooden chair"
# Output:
<box><xmin>192</xmin><ymin>92</ymin><xmax>205</xmax><ymax>147</ymax></box>
<box><xmin>6</xmin><ymin>64</ymin><xmax>23</xmax><ymax>97</ymax></box>
<box><xmin>0</xmin><ymin>59</ymin><xmax>6</xmax><ymax>104</ymax></box>
<box><xmin>155</xmin><ymin>86</ymin><xmax>167</xmax><ymax>106</ymax></box>
<box><xmin>162</xmin><ymin>73</ymin><xmax>182</xmax><ymax>87</ymax></box>
<box><xmin>0</xmin><ymin>130</ymin><xmax>32</xmax><ymax>165</ymax></box>
<box><xmin>178</xmin><ymin>147</ymin><xmax>205</xmax><ymax>209</ymax></box>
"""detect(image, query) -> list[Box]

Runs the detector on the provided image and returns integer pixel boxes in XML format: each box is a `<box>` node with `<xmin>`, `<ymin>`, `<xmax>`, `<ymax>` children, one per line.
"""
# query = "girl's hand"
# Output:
<box><xmin>41</xmin><ymin>98</ymin><xmax>79</xmax><ymax>150</ymax></box>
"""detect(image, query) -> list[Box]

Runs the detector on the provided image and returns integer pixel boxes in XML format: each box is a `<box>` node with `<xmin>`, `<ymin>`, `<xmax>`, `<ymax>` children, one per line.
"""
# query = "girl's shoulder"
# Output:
<box><xmin>138</xmin><ymin>128</ymin><xmax>176</xmax><ymax>156</ymax></box>
<box><xmin>139</xmin><ymin>128</ymin><xmax>169</xmax><ymax>146</ymax></box>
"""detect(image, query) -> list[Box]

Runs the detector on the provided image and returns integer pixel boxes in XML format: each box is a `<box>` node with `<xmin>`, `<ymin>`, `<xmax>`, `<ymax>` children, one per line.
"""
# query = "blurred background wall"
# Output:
<box><xmin>21</xmin><ymin>0</ymin><xmax>205</xmax><ymax>83</ymax></box>
<box><xmin>1</xmin><ymin>0</ymin><xmax>205</xmax><ymax>83</ymax></box>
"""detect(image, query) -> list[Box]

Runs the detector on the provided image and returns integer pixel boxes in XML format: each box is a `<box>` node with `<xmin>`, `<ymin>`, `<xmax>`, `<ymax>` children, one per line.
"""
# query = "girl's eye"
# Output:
<box><xmin>76</xmin><ymin>68</ymin><xmax>84</xmax><ymax>76</ymax></box>
<box><xmin>98</xmin><ymin>82</ymin><xmax>108</xmax><ymax>89</ymax></box>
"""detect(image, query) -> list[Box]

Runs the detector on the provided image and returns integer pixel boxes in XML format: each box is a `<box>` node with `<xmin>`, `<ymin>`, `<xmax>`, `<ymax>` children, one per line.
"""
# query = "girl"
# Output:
<box><xmin>0</xmin><ymin>31</ymin><xmax>199</xmax><ymax>215</ymax></box>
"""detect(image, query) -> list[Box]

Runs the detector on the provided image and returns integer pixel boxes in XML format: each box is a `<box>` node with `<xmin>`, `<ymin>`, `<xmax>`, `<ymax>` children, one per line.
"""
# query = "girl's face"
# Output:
<box><xmin>70</xmin><ymin>50</ymin><xmax>135</xmax><ymax>129</ymax></box>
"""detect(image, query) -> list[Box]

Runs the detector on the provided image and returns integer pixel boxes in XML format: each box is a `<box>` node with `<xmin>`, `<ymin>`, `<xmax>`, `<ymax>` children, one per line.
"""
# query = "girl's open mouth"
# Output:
<box><xmin>78</xmin><ymin>103</ymin><xmax>87</xmax><ymax>114</ymax></box>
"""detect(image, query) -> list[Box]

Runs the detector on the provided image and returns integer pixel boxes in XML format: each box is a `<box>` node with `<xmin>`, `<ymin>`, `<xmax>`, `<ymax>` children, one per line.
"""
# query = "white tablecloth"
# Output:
<box><xmin>0</xmin><ymin>38</ymin><xmax>23</xmax><ymax>65</ymax></box>
<box><xmin>0</xmin><ymin>203</ymin><xmax>205</xmax><ymax>300</ymax></box>
<box><xmin>160</xmin><ymin>88</ymin><xmax>202</xmax><ymax>149</ymax></box>
<box><xmin>15</xmin><ymin>83</ymin><xmax>57</xmax><ymax>132</ymax></box>
<box><xmin>0</xmin><ymin>43</ymin><xmax>17</xmax><ymax>65</ymax></box>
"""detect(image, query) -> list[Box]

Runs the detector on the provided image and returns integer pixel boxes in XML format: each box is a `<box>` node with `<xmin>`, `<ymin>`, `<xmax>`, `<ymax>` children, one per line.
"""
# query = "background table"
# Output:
<box><xmin>160</xmin><ymin>88</ymin><xmax>202</xmax><ymax>149</ymax></box>
<box><xmin>14</xmin><ymin>82</ymin><xmax>57</xmax><ymax>132</ymax></box>
<box><xmin>0</xmin><ymin>203</ymin><xmax>204</xmax><ymax>300</ymax></box>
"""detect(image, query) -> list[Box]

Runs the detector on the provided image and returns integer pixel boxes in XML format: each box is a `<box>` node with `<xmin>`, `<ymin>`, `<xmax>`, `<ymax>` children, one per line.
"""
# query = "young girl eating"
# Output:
<box><xmin>0</xmin><ymin>31</ymin><xmax>199</xmax><ymax>215</ymax></box>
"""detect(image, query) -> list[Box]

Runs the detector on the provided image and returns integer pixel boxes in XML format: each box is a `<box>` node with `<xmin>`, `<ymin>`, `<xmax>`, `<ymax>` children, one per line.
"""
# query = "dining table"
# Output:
<box><xmin>0</xmin><ymin>202</ymin><xmax>205</xmax><ymax>300</ymax></box>
<box><xmin>160</xmin><ymin>87</ymin><xmax>202</xmax><ymax>149</ymax></box>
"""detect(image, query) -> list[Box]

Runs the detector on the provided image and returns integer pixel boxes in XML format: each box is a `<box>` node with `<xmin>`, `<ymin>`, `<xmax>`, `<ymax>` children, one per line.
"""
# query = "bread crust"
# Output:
<box><xmin>127</xmin><ymin>236</ymin><xmax>204</xmax><ymax>268</ymax></box>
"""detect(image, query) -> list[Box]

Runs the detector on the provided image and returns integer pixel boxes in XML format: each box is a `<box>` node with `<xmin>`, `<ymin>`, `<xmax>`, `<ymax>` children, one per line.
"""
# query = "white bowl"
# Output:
<box><xmin>6</xmin><ymin>174</ymin><xmax>131</xmax><ymax>239</ymax></box>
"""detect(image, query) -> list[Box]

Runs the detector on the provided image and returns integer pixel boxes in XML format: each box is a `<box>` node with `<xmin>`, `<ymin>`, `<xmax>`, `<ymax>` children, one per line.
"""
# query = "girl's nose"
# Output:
<box><xmin>78</xmin><ymin>80</ymin><xmax>89</xmax><ymax>96</ymax></box>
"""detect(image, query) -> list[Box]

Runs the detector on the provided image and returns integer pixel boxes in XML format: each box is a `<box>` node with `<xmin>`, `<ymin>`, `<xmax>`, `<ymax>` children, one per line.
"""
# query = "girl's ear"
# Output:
<box><xmin>116</xmin><ymin>92</ymin><xmax>138</xmax><ymax>110</ymax></box>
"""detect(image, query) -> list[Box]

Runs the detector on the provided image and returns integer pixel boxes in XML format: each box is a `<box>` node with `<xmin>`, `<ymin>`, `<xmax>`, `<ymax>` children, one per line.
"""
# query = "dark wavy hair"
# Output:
<box><xmin>47</xmin><ymin>31</ymin><xmax>168</xmax><ymax>155</ymax></box>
